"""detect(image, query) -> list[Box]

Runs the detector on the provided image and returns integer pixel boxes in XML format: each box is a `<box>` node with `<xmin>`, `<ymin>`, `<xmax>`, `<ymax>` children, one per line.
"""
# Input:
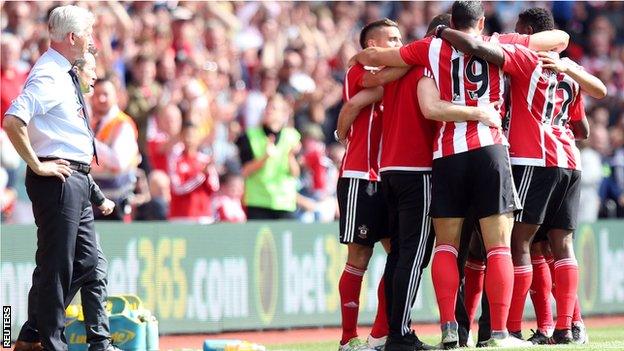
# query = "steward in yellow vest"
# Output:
<box><xmin>236</xmin><ymin>94</ymin><xmax>301</xmax><ymax>219</ymax></box>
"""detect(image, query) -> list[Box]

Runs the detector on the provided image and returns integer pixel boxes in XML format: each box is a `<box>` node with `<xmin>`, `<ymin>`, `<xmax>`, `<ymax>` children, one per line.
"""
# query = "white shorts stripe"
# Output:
<box><xmin>518</xmin><ymin>166</ymin><xmax>535</xmax><ymax>222</ymax></box>
<box><xmin>345</xmin><ymin>178</ymin><xmax>358</xmax><ymax>242</ymax></box>
<box><xmin>515</xmin><ymin>166</ymin><xmax>534</xmax><ymax>222</ymax></box>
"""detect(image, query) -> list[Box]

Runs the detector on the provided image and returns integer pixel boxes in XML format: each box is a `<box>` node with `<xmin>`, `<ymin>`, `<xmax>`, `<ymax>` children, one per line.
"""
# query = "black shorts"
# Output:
<box><xmin>533</xmin><ymin>225</ymin><xmax>550</xmax><ymax>244</ymax></box>
<box><xmin>337</xmin><ymin>177</ymin><xmax>389</xmax><ymax>247</ymax></box>
<box><xmin>513</xmin><ymin>165</ymin><xmax>581</xmax><ymax>231</ymax></box>
<box><xmin>430</xmin><ymin>144</ymin><xmax>521</xmax><ymax>219</ymax></box>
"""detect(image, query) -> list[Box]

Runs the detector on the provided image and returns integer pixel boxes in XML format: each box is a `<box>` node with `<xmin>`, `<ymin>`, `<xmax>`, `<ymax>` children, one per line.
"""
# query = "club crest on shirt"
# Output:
<box><xmin>358</xmin><ymin>225</ymin><xmax>368</xmax><ymax>239</ymax></box>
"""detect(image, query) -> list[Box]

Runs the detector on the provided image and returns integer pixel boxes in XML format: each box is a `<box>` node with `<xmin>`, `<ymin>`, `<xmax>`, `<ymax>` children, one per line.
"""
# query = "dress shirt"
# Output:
<box><xmin>5</xmin><ymin>48</ymin><xmax>94</xmax><ymax>164</ymax></box>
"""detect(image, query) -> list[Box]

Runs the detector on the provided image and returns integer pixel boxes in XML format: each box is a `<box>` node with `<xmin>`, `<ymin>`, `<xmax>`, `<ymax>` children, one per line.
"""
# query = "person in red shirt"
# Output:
<box><xmin>437</xmin><ymin>7</ymin><xmax>607</xmax><ymax>345</ymax></box>
<box><xmin>1</xmin><ymin>33</ymin><xmax>29</xmax><ymax>121</ymax></box>
<box><xmin>147</xmin><ymin>103</ymin><xmax>183</xmax><ymax>172</ymax></box>
<box><xmin>212</xmin><ymin>172</ymin><xmax>246</xmax><ymax>223</ymax></box>
<box><xmin>351</xmin><ymin>1</ymin><xmax>571</xmax><ymax>348</ymax></box>
<box><xmin>333</xmin><ymin>19</ymin><xmax>397</xmax><ymax>351</ymax></box>
<box><xmin>168</xmin><ymin>121</ymin><xmax>219</xmax><ymax>222</ymax></box>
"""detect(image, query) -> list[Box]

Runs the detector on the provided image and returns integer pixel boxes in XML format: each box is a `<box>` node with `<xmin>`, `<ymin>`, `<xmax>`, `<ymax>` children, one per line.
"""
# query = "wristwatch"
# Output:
<box><xmin>435</xmin><ymin>25</ymin><xmax>448</xmax><ymax>38</ymax></box>
<box><xmin>334</xmin><ymin>130</ymin><xmax>345</xmax><ymax>144</ymax></box>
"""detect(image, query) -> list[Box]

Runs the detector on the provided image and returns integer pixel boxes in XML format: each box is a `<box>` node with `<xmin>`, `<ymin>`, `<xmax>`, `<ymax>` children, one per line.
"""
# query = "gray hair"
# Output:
<box><xmin>48</xmin><ymin>5</ymin><xmax>95</xmax><ymax>42</ymax></box>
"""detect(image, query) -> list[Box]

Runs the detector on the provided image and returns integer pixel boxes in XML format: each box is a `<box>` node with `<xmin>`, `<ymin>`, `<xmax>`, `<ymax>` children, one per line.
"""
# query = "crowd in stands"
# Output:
<box><xmin>1</xmin><ymin>1</ymin><xmax>623</xmax><ymax>223</ymax></box>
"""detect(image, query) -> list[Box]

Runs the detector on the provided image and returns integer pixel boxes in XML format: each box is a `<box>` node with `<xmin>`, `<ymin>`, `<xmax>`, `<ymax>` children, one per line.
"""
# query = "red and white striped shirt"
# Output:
<box><xmin>399</xmin><ymin>33</ymin><xmax>530</xmax><ymax>159</ymax></box>
<box><xmin>339</xmin><ymin>64</ymin><xmax>383</xmax><ymax>181</ymax></box>
<box><xmin>501</xmin><ymin>45</ymin><xmax>584</xmax><ymax>170</ymax></box>
<box><xmin>380</xmin><ymin>66</ymin><xmax>437</xmax><ymax>171</ymax></box>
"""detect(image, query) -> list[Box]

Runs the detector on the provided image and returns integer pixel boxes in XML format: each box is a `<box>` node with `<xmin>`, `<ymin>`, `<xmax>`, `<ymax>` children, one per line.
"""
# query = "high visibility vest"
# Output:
<box><xmin>92</xmin><ymin>109</ymin><xmax>140</xmax><ymax>200</ymax></box>
<box><xmin>244</xmin><ymin>127</ymin><xmax>300</xmax><ymax>212</ymax></box>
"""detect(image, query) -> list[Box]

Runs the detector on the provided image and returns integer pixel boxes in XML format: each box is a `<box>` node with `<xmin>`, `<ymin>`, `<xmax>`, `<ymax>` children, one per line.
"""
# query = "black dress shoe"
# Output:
<box><xmin>13</xmin><ymin>341</ymin><xmax>43</xmax><ymax>351</ymax></box>
<box><xmin>385</xmin><ymin>331</ymin><xmax>437</xmax><ymax>351</ymax></box>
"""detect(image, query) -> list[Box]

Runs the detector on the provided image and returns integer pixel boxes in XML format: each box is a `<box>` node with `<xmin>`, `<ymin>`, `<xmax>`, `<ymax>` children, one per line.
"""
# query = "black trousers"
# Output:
<box><xmin>455</xmin><ymin>213</ymin><xmax>491</xmax><ymax>344</ymax></box>
<box><xmin>382</xmin><ymin>172</ymin><xmax>435</xmax><ymax>338</ymax></box>
<box><xmin>19</xmin><ymin>169</ymin><xmax>110</xmax><ymax>350</ymax></box>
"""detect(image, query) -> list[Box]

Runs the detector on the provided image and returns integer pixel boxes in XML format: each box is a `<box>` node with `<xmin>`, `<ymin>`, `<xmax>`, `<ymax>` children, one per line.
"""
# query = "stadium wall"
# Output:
<box><xmin>1</xmin><ymin>220</ymin><xmax>623</xmax><ymax>335</ymax></box>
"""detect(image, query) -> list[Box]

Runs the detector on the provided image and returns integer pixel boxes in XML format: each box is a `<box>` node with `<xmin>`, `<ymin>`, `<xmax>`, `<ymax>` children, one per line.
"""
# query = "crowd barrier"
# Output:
<box><xmin>2</xmin><ymin>220</ymin><xmax>623</xmax><ymax>335</ymax></box>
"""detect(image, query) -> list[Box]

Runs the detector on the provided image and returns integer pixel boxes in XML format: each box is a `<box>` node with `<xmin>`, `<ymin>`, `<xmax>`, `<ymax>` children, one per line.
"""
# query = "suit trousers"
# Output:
<box><xmin>18</xmin><ymin>168</ymin><xmax>110</xmax><ymax>350</ymax></box>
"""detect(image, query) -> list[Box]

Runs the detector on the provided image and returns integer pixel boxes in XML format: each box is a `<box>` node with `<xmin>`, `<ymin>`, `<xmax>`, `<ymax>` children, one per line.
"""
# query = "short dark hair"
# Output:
<box><xmin>518</xmin><ymin>7</ymin><xmax>555</xmax><ymax>33</ymax></box>
<box><xmin>359</xmin><ymin>18</ymin><xmax>399</xmax><ymax>49</ymax></box>
<box><xmin>427</xmin><ymin>13</ymin><xmax>452</xmax><ymax>33</ymax></box>
<box><xmin>451</xmin><ymin>1</ymin><xmax>484</xmax><ymax>30</ymax></box>
<box><xmin>93</xmin><ymin>74</ymin><xmax>115</xmax><ymax>87</ymax></box>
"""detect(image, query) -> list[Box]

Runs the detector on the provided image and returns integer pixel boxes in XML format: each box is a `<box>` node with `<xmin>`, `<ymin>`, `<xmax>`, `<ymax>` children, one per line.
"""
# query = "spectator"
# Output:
<box><xmin>1</xmin><ymin>2</ymin><xmax>31</xmax><ymax>40</ymax></box>
<box><xmin>297</xmin><ymin>124</ymin><xmax>338</xmax><ymax>223</ymax></box>
<box><xmin>1</xmin><ymin>33</ymin><xmax>29</xmax><ymax>119</ymax></box>
<box><xmin>300</xmin><ymin>124</ymin><xmax>329</xmax><ymax>199</ymax></box>
<box><xmin>213</xmin><ymin>172</ymin><xmax>246</xmax><ymax>223</ymax></box>
<box><xmin>578</xmin><ymin>138</ymin><xmax>603</xmax><ymax>222</ymax></box>
<box><xmin>1</xmin><ymin>129</ymin><xmax>20</xmax><ymax>221</ymax></box>
<box><xmin>243</xmin><ymin>68</ymin><xmax>279</xmax><ymax>129</ymax></box>
<box><xmin>125</xmin><ymin>54</ymin><xmax>161</xmax><ymax>165</ymax></box>
<box><xmin>89</xmin><ymin>75</ymin><xmax>141</xmax><ymax>220</ymax></box>
<box><xmin>237</xmin><ymin>94</ymin><xmax>301</xmax><ymax>219</ymax></box>
<box><xmin>135</xmin><ymin>170</ymin><xmax>170</xmax><ymax>221</ymax></box>
<box><xmin>168</xmin><ymin>121</ymin><xmax>219</xmax><ymax>222</ymax></box>
<box><xmin>2</xmin><ymin>1</ymin><xmax>623</xmax><ymax>224</ymax></box>
<box><xmin>147</xmin><ymin>104</ymin><xmax>183</xmax><ymax>172</ymax></box>
<box><xmin>607</xmin><ymin>125</ymin><xmax>624</xmax><ymax>217</ymax></box>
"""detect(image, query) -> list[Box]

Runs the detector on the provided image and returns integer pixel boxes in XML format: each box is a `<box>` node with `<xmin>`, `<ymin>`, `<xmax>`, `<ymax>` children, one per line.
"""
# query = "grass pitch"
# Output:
<box><xmin>266</xmin><ymin>326</ymin><xmax>624</xmax><ymax>351</ymax></box>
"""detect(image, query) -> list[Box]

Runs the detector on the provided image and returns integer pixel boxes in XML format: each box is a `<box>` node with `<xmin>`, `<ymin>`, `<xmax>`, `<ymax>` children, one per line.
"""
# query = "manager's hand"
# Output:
<box><xmin>98</xmin><ymin>198</ymin><xmax>116</xmax><ymax>216</ymax></box>
<box><xmin>33</xmin><ymin>159</ymin><xmax>73</xmax><ymax>182</ymax></box>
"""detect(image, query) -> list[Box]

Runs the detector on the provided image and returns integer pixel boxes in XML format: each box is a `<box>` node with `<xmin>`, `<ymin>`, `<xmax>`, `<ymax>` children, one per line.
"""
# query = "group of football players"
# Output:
<box><xmin>334</xmin><ymin>1</ymin><xmax>606</xmax><ymax>350</ymax></box>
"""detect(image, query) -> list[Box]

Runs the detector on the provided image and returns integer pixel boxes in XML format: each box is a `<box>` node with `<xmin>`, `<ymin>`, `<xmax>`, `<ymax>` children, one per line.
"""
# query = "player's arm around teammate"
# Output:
<box><xmin>417</xmin><ymin>78</ymin><xmax>501</xmax><ymax>128</ymax></box>
<box><xmin>336</xmin><ymin>66</ymin><xmax>410</xmax><ymax>143</ymax></box>
<box><xmin>351</xmin><ymin>26</ymin><xmax>568</xmax><ymax>69</ymax></box>
<box><xmin>336</xmin><ymin>86</ymin><xmax>383</xmax><ymax>143</ymax></box>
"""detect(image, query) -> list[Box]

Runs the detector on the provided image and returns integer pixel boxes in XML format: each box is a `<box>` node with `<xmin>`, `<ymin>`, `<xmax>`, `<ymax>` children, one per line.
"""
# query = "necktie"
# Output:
<box><xmin>69</xmin><ymin>68</ymin><xmax>98</xmax><ymax>164</ymax></box>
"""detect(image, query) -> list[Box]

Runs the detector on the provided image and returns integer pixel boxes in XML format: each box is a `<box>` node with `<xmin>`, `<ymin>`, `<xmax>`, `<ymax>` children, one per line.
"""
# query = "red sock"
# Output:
<box><xmin>432</xmin><ymin>245</ymin><xmax>459</xmax><ymax>324</ymax></box>
<box><xmin>530</xmin><ymin>255</ymin><xmax>554</xmax><ymax>333</ymax></box>
<box><xmin>340</xmin><ymin>264</ymin><xmax>365</xmax><ymax>344</ymax></box>
<box><xmin>464</xmin><ymin>259</ymin><xmax>486</xmax><ymax>324</ymax></box>
<box><xmin>545</xmin><ymin>254</ymin><xmax>556</xmax><ymax>295</ymax></box>
<box><xmin>370</xmin><ymin>275</ymin><xmax>388</xmax><ymax>338</ymax></box>
<box><xmin>507</xmin><ymin>265</ymin><xmax>532</xmax><ymax>332</ymax></box>
<box><xmin>554</xmin><ymin>259</ymin><xmax>579</xmax><ymax>330</ymax></box>
<box><xmin>573</xmin><ymin>296</ymin><xmax>582</xmax><ymax>323</ymax></box>
<box><xmin>485</xmin><ymin>247</ymin><xmax>514</xmax><ymax>333</ymax></box>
